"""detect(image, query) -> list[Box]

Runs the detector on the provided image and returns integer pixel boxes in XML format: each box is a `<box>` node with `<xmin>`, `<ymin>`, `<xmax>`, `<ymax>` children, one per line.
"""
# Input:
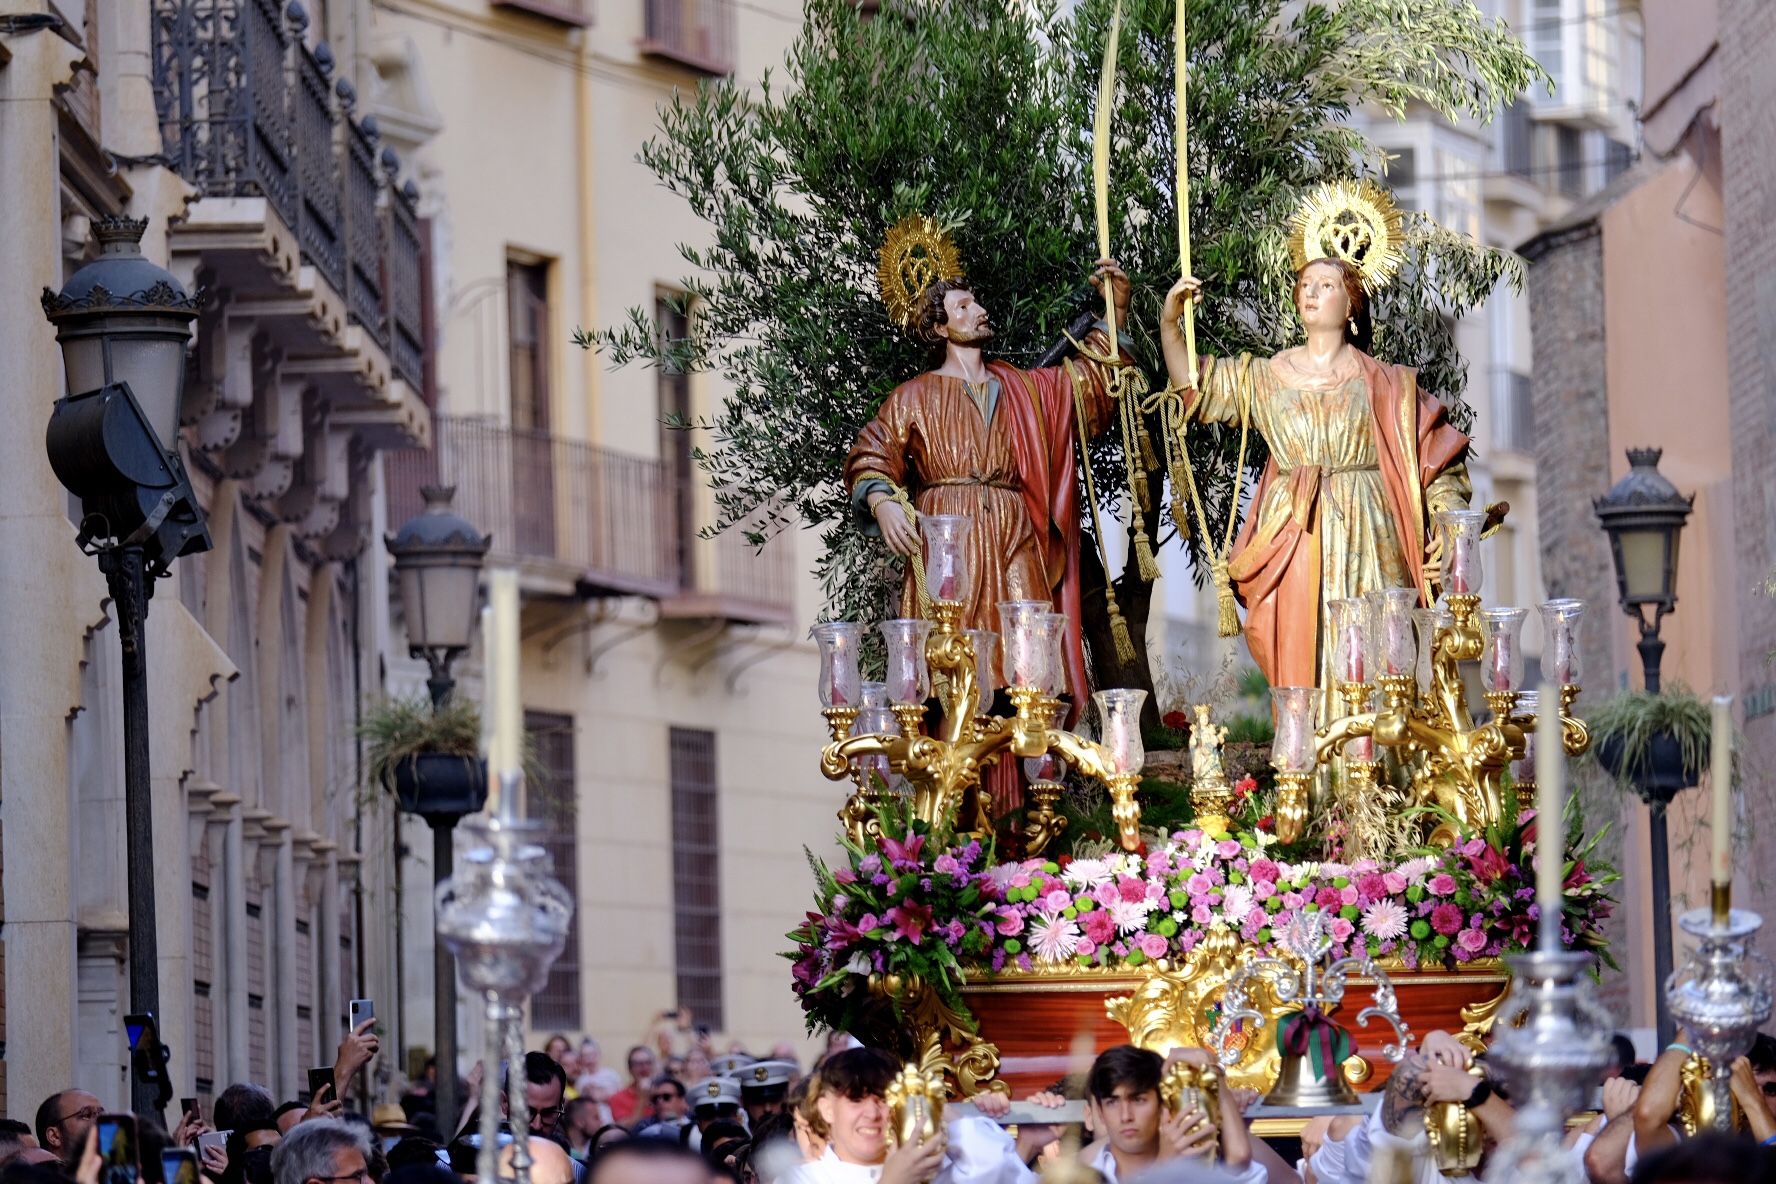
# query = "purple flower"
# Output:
<box><xmin>859</xmin><ymin>855</ymin><xmax>882</xmax><ymax>875</ymax></box>
<box><xmin>834</xmin><ymin>867</ymin><xmax>857</xmax><ymax>885</ymax></box>
<box><xmin>934</xmin><ymin>853</ymin><xmax>963</xmax><ymax>879</ymax></box>
<box><xmin>886</xmin><ymin>900</ymin><xmax>933</xmax><ymax>943</ymax></box>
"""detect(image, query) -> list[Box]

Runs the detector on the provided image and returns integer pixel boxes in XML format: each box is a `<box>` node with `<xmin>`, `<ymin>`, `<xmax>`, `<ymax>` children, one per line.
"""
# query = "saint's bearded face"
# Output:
<box><xmin>939</xmin><ymin>287</ymin><xmax>995</xmax><ymax>345</ymax></box>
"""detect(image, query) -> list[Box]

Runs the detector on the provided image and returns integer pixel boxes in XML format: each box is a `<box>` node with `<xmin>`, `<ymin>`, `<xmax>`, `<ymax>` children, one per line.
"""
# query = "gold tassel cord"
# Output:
<box><xmin>1069</xmin><ymin>362</ymin><xmax>1138</xmax><ymax>664</ymax></box>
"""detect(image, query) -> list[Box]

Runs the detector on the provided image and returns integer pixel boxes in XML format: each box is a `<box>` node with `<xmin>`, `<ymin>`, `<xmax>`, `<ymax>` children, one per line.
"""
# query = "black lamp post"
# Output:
<box><xmin>386</xmin><ymin>485</ymin><xmax>490</xmax><ymax>1137</ymax></box>
<box><xmin>1594</xmin><ymin>446</ymin><xmax>1694</xmax><ymax>1048</ymax></box>
<box><xmin>40</xmin><ymin>216</ymin><xmax>211</xmax><ymax>1119</ymax></box>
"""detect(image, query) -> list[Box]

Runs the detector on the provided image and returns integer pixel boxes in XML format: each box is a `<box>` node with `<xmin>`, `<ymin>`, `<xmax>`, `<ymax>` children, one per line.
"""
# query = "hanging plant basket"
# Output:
<box><xmin>388</xmin><ymin>752</ymin><xmax>488</xmax><ymax>823</ymax></box>
<box><xmin>1593</xmin><ymin>729</ymin><xmax>1701</xmax><ymax>809</ymax></box>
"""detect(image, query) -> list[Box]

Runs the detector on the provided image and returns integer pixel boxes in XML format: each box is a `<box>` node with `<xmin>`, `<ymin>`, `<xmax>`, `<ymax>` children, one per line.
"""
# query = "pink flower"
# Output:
<box><xmin>1187</xmin><ymin>873</ymin><xmax>1214</xmax><ymax>896</ymax></box>
<box><xmin>1146</xmin><ymin>880</ymin><xmax>1168</xmax><ymax>902</ymax></box>
<box><xmin>1117</xmin><ymin>877</ymin><xmax>1147</xmax><ymax>903</ymax></box>
<box><xmin>1192</xmin><ymin>903</ymin><xmax>1214</xmax><ymax>925</ymax></box>
<box><xmin>1329</xmin><ymin>917</ymin><xmax>1356</xmax><ymax>943</ymax></box>
<box><xmin>1215</xmin><ymin>839</ymin><xmax>1243</xmax><ymax>859</ymax></box>
<box><xmin>1081</xmin><ymin>910</ymin><xmax>1116</xmax><ymax>944</ymax></box>
<box><xmin>1356</xmin><ymin>873</ymin><xmax>1390</xmax><ymax>902</ymax></box>
<box><xmin>1077</xmin><ymin>938</ymin><xmax>1098</xmax><ymax>956</ymax></box>
<box><xmin>1457</xmin><ymin>927</ymin><xmax>1489</xmax><ymax>953</ymax></box>
<box><xmin>1362</xmin><ymin>900</ymin><xmax>1408</xmax><ymax>941</ymax></box>
<box><xmin>1093</xmin><ymin>883</ymin><xmax>1121</xmax><ymax>908</ymax></box>
<box><xmin>856</xmin><ymin>912</ymin><xmax>881</xmax><ymax>932</ymax></box>
<box><xmin>881</xmin><ymin>832</ymin><xmax>925</xmax><ymax>868</ymax></box>
<box><xmin>1316</xmin><ymin>887</ymin><xmax>1345</xmax><ymax>911</ymax></box>
<box><xmin>1250</xmin><ymin>859</ymin><xmax>1282</xmax><ymax>884</ymax></box>
<box><xmin>885</xmin><ymin>900</ymin><xmax>933</xmax><ymax>942</ymax></box>
<box><xmin>1428</xmin><ymin>874</ymin><xmax>1458</xmax><ymax>896</ymax></box>
<box><xmin>834</xmin><ymin>867</ymin><xmax>857</xmax><ymax>885</ymax></box>
<box><xmin>1045</xmin><ymin>889</ymin><xmax>1073</xmax><ymax>912</ymax></box>
<box><xmin>1282</xmin><ymin>891</ymin><xmax>1305</xmax><ymax>910</ymax></box>
<box><xmin>1431</xmin><ymin>903</ymin><xmax>1465</xmax><ymax>935</ymax></box>
<box><xmin>994</xmin><ymin>907</ymin><xmax>1025</xmax><ymax>936</ymax></box>
<box><xmin>934</xmin><ymin>853</ymin><xmax>963</xmax><ymax>878</ymax></box>
<box><xmin>1251</xmin><ymin>880</ymin><xmax>1277</xmax><ymax>901</ymax></box>
<box><xmin>1139</xmin><ymin>933</ymin><xmax>1170</xmax><ymax>960</ymax></box>
<box><xmin>1382</xmin><ymin>872</ymin><xmax>1407</xmax><ymax>894</ymax></box>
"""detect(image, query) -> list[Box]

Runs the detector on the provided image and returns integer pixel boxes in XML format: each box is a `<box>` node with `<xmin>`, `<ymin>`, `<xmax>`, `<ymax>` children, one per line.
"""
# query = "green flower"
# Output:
<box><xmin>1170</xmin><ymin>889</ymin><xmax>1190</xmax><ymax>910</ymax></box>
<box><xmin>1077</xmin><ymin>899</ymin><xmax>1096</xmax><ymax>913</ymax></box>
<box><xmin>1004</xmin><ymin>938</ymin><xmax>1023</xmax><ymax>954</ymax></box>
<box><xmin>1333</xmin><ymin>876</ymin><xmax>1351</xmax><ymax>889</ymax></box>
<box><xmin>1433</xmin><ymin>935</ymin><xmax>1450</xmax><ymax>949</ymax></box>
<box><xmin>1340</xmin><ymin>905</ymin><xmax>1360</xmax><ymax>921</ymax></box>
<box><xmin>1410</xmin><ymin>919</ymin><xmax>1432</xmax><ymax>940</ymax></box>
<box><xmin>1063</xmin><ymin>907</ymin><xmax>1078</xmax><ymax>919</ymax></box>
<box><xmin>1407</xmin><ymin>885</ymin><xmax>1426</xmax><ymax>904</ymax></box>
<box><xmin>1156</xmin><ymin>918</ymin><xmax>1179</xmax><ymax>938</ymax></box>
<box><xmin>1127</xmin><ymin>950</ymin><xmax>1147</xmax><ymax>966</ymax></box>
<box><xmin>1044</xmin><ymin>861</ymin><xmax>1060</xmax><ymax>874</ymax></box>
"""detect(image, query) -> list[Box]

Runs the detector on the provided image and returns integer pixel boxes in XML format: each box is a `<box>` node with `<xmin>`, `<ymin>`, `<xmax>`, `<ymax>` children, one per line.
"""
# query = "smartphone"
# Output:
<box><xmin>195</xmin><ymin>1132</ymin><xmax>229</xmax><ymax>1159</ymax></box>
<box><xmin>161</xmin><ymin>1149</ymin><xmax>199</xmax><ymax>1184</ymax></box>
<box><xmin>96</xmin><ymin>1114</ymin><xmax>138</xmax><ymax>1184</ymax></box>
<box><xmin>307</xmin><ymin>1067</ymin><xmax>335</xmax><ymax>1100</ymax></box>
<box><xmin>349</xmin><ymin>998</ymin><xmax>374</xmax><ymax>1032</ymax></box>
<box><xmin>180</xmin><ymin>1098</ymin><xmax>199</xmax><ymax>1122</ymax></box>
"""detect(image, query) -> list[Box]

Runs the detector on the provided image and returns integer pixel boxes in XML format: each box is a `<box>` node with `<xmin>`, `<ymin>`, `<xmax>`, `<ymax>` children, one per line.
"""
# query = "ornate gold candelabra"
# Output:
<box><xmin>1312</xmin><ymin>594</ymin><xmax>1589</xmax><ymax>841</ymax></box>
<box><xmin>815</xmin><ymin>596</ymin><xmax>1148</xmax><ymax>849</ymax></box>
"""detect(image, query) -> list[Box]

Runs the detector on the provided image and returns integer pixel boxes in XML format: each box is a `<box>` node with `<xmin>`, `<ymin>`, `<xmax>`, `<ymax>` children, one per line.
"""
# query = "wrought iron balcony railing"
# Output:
<box><xmin>1492</xmin><ymin>368</ymin><xmax>1536</xmax><ymax>457</ymax></box>
<box><xmin>641</xmin><ymin>0</ymin><xmax>737</xmax><ymax>75</ymax></box>
<box><xmin>152</xmin><ymin>0</ymin><xmax>427</xmax><ymax>391</ymax></box>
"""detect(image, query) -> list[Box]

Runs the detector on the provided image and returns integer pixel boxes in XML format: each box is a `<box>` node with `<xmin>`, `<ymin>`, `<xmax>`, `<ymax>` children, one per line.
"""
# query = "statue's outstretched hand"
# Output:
<box><xmin>873</xmin><ymin>498</ymin><xmax>921</xmax><ymax>558</ymax></box>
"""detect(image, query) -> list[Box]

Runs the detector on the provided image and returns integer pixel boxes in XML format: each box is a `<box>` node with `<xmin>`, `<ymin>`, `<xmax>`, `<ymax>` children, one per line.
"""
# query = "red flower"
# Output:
<box><xmin>1163</xmin><ymin>710</ymin><xmax>1191</xmax><ymax>731</ymax></box>
<box><xmin>1233</xmin><ymin>776</ymin><xmax>1259</xmax><ymax>799</ymax></box>
<box><xmin>1464</xmin><ymin>843</ymin><xmax>1511</xmax><ymax>883</ymax></box>
<box><xmin>1431</xmin><ymin>903</ymin><xmax>1465</xmax><ymax>936</ymax></box>
<box><xmin>886</xmin><ymin>900</ymin><xmax>934</xmax><ymax>943</ymax></box>
<box><xmin>880</xmin><ymin>832</ymin><xmax>925</xmax><ymax>869</ymax></box>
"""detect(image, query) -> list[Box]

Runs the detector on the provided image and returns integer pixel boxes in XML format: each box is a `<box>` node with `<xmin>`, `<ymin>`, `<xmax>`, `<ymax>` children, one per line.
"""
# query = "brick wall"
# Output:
<box><xmin>1719</xmin><ymin>0</ymin><xmax>1776</xmax><ymax>927</ymax></box>
<box><xmin>1522</xmin><ymin>217</ymin><xmax>1632</xmax><ymax>1012</ymax></box>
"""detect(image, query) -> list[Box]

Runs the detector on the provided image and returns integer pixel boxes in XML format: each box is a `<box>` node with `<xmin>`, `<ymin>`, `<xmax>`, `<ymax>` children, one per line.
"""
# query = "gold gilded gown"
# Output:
<box><xmin>1191</xmin><ymin>349</ymin><xmax>1472</xmax><ymax>692</ymax></box>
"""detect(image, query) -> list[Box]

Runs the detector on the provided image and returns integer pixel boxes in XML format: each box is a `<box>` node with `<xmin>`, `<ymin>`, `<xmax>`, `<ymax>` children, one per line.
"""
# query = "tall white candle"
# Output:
<box><xmin>480</xmin><ymin>602</ymin><xmax>498</xmax><ymax>815</ymax></box>
<box><xmin>489</xmin><ymin>568</ymin><xmax>522</xmax><ymax>807</ymax></box>
<box><xmin>1535</xmin><ymin>681</ymin><xmax>1564</xmax><ymax>951</ymax></box>
<box><xmin>1712</xmin><ymin>695</ymin><xmax>1734</xmax><ymax>894</ymax></box>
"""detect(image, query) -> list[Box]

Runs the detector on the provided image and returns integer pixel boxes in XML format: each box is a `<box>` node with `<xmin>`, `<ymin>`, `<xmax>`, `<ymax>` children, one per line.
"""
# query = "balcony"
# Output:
<box><xmin>386</xmin><ymin>417</ymin><xmax>680</xmax><ymax>599</ymax></box>
<box><xmin>492</xmin><ymin>0</ymin><xmax>593</xmax><ymax>27</ymax></box>
<box><xmin>662</xmin><ymin>517</ymin><xmax>797</xmax><ymax>627</ymax></box>
<box><xmin>1492</xmin><ymin>368</ymin><xmax>1535</xmax><ymax>457</ymax></box>
<box><xmin>151</xmin><ymin>0</ymin><xmax>431</xmax><ymax>555</ymax></box>
<box><xmin>640</xmin><ymin>0</ymin><xmax>736</xmax><ymax>75</ymax></box>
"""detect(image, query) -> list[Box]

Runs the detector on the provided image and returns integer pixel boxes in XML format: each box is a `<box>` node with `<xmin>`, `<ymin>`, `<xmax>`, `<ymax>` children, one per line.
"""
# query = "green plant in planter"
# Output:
<box><xmin>1586</xmin><ymin>685</ymin><xmax>1714</xmax><ymax>808</ymax></box>
<box><xmin>359</xmin><ymin>696</ymin><xmax>550</xmax><ymax>813</ymax></box>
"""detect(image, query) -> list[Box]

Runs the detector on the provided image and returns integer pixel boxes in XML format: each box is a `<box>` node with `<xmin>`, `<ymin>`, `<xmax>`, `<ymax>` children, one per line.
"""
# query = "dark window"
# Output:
<box><xmin>1604</xmin><ymin>138</ymin><xmax>1634</xmax><ymax>184</ymax></box>
<box><xmin>1557</xmin><ymin>125</ymin><xmax>1585</xmax><ymax>198</ymax></box>
<box><xmin>508</xmin><ymin>258</ymin><xmax>551</xmax><ymax>432</ymax></box>
<box><xmin>657</xmin><ymin>295</ymin><xmax>695</xmax><ymax>585</ymax></box>
<box><xmin>527</xmin><ymin>712</ymin><xmax>580</xmax><ymax>1029</ymax></box>
<box><xmin>1383</xmin><ymin>146</ymin><xmax>1417</xmax><ymax>192</ymax></box>
<box><xmin>670</xmin><ymin>728</ymin><xmax>723</xmax><ymax>1030</ymax></box>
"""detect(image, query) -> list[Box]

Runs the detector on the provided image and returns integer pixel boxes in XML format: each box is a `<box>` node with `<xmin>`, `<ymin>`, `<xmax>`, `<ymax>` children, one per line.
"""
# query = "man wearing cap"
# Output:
<box><xmin>689</xmin><ymin>1077</ymin><xmax>745</xmax><ymax>1137</ymax></box>
<box><xmin>710</xmin><ymin>1054</ymin><xmax>756</xmax><ymax>1079</ymax></box>
<box><xmin>740</xmin><ymin>1060</ymin><xmax>799</xmax><ymax>1127</ymax></box>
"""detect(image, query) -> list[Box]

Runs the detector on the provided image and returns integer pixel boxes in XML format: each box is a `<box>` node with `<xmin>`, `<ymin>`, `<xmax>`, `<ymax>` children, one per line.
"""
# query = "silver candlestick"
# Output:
<box><xmin>1484</xmin><ymin>948</ymin><xmax>1613</xmax><ymax>1184</ymax></box>
<box><xmin>1666</xmin><ymin>906</ymin><xmax>1774</xmax><ymax>1131</ymax></box>
<box><xmin>437</xmin><ymin>801</ymin><xmax>574</xmax><ymax>1184</ymax></box>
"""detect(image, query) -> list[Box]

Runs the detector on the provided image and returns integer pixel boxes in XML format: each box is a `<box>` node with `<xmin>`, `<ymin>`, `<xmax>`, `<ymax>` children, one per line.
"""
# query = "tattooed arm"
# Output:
<box><xmin>1380</xmin><ymin>1051</ymin><xmax>1434</xmax><ymax>1137</ymax></box>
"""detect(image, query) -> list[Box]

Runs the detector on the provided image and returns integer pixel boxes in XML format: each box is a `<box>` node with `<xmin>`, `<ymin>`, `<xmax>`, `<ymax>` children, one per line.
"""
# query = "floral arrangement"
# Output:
<box><xmin>787</xmin><ymin>797</ymin><xmax>1616</xmax><ymax>1040</ymax></box>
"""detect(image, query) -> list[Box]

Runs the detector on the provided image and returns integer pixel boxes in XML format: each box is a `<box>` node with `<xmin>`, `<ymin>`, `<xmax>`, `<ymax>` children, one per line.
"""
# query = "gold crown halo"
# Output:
<box><xmin>1287</xmin><ymin>179</ymin><xmax>1405</xmax><ymax>291</ymax></box>
<box><xmin>877</xmin><ymin>214</ymin><xmax>964</xmax><ymax>330</ymax></box>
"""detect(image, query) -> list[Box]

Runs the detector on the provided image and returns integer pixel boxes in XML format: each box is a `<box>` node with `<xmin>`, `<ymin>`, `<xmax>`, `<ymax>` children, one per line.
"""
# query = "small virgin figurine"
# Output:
<box><xmin>1159</xmin><ymin>183</ymin><xmax>1474</xmax><ymax>694</ymax></box>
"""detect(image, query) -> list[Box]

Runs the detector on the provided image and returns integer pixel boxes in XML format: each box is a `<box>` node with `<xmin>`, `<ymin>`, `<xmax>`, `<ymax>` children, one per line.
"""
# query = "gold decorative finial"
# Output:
<box><xmin>878</xmin><ymin>214</ymin><xmax>964</xmax><ymax>330</ymax></box>
<box><xmin>1287</xmin><ymin>179</ymin><xmax>1406</xmax><ymax>290</ymax></box>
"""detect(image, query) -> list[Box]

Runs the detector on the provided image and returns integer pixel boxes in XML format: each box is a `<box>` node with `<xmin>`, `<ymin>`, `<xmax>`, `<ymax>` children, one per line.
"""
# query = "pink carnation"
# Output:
<box><xmin>1431</xmin><ymin>903</ymin><xmax>1465</xmax><ymax>935</ymax></box>
<box><xmin>1139</xmin><ymin>933</ymin><xmax>1170</xmax><ymax>959</ymax></box>
<box><xmin>1081</xmin><ymin>910</ymin><xmax>1116</xmax><ymax>944</ymax></box>
<box><xmin>1428</xmin><ymin>873</ymin><xmax>1458</xmax><ymax>896</ymax></box>
<box><xmin>1117</xmin><ymin>877</ymin><xmax>1147</xmax><ymax>903</ymax></box>
<box><xmin>1356</xmin><ymin>873</ymin><xmax>1390</xmax><ymax>902</ymax></box>
<box><xmin>1249</xmin><ymin>859</ymin><xmax>1282</xmax><ymax>884</ymax></box>
<box><xmin>1316</xmin><ymin>887</ymin><xmax>1344</xmax><ymax>911</ymax></box>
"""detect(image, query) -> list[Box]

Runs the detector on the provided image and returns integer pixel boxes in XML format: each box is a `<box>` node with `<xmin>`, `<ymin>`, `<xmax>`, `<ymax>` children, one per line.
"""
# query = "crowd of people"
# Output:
<box><xmin>7</xmin><ymin>1011</ymin><xmax>1776</xmax><ymax>1184</ymax></box>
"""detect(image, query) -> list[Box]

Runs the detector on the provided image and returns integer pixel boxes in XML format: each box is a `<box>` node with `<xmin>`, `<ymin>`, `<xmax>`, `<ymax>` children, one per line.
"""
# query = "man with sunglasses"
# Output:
<box><xmin>635</xmin><ymin>1079</ymin><xmax>692</xmax><ymax>1140</ymax></box>
<box><xmin>32</xmin><ymin>1089</ymin><xmax>101</xmax><ymax>1169</ymax></box>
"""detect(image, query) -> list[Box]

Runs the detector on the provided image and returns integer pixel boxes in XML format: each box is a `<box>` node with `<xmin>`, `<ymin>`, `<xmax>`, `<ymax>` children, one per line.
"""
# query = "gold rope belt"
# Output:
<box><xmin>1278</xmin><ymin>463</ymin><xmax>1380</xmax><ymax>477</ymax></box>
<box><xmin>922</xmin><ymin>475</ymin><xmax>1022</xmax><ymax>491</ymax></box>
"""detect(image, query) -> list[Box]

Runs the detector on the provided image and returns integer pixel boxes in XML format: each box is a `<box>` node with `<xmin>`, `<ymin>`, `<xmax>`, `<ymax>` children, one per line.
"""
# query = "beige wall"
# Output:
<box><xmin>1598</xmin><ymin>152</ymin><xmax>1731</xmax><ymax>1028</ymax></box>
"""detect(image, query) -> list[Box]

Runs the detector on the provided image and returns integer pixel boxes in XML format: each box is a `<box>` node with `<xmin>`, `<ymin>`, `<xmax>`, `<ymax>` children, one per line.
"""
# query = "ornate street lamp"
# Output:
<box><xmin>40</xmin><ymin>215</ymin><xmax>210</xmax><ymax>1119</ymax></box>
<box><xmin>386</xmin><ymin>485</ymin><xmax>490</xmax><ymax>1137</ymax></box>
<box><xmin>1594</xmin><ymin>446</ymin><xmax>1694</xmax><ymax>1046</ymax></box>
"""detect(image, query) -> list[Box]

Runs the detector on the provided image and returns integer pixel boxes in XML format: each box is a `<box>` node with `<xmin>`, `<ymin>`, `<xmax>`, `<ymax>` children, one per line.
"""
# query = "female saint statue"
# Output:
<box><xmin>1159</xmin><ymin>253</ymin><xmax>1473</xmax><ymax>693</ymax></box>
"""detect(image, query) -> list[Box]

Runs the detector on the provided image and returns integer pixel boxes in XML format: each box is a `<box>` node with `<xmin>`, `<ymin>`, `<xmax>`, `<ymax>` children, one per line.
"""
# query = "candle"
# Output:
<box><xmin>480</xmin><ymin>602</ymin><xmax>497</xmax><ymax>811</ymax></box>
<box><xmin>489</xmin><ymin>568</ymin><xmax>522</xmax><ymax>817</ymax></box>
<box><xmin>1712</xmin><ymin>695</ymin><xmax>1734</xmax><ymax>900</ymax></box>
<box><xmin>1535</xmin><ymin>681</ymin><xmax>1564</xmax><ymax>950</ymax></box>
<box><xmin>1489</xmin><ymin>632</ymin><xmax>1512</xmax><ymax>692</ymax></box>
<box><xmin>1343</xmin><ymin>623</ymin><xmax>1366</xmax><ymax>684</ymax></box>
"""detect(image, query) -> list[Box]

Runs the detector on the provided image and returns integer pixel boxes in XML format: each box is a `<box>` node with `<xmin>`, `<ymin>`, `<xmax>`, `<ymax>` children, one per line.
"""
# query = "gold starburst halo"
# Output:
<box><xmin>1287</xmin><ymin>179</ymin><xmax>1406</xmax><ymax>291</ymax></box>
<box><xmin>877</xmin><ymin>214</ymin><xmax>964</xmax><ymax>331</ymax></box>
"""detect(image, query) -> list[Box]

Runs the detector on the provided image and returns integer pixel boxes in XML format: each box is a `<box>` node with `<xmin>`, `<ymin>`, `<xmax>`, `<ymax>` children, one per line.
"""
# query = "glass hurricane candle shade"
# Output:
<box><xmin>963</xmin><ymin>629</ymin><xmax>1000</xmax><ymax>702</ymax></box>
<box><xmin>1437</xmin><ymin>509</ymin><xmax>1488</xmax><ymax>597</ymax></box>
<box><xmin>1094</xmin><ymin>689</ymin><xmax>1148</xmax><ymax>775</ymax></box>
<box><xmin>920</xmin><ymin>514</ymin><xmax>974</xmax><ymax>603</ymax></box>
<box><xmin>812</xmin><ymin>621</ymin><xmax>864</xmax><ymax>708</ymax></box>
<box><xmin>1329</xmin><ymin>598</ymin><xmax>1370</xmax><ymax>686</ymax></box>
<box><xmin>1540</xmin><ymin>599</ymin><xmax>1585</xmax><ymax>687</ymax></box>
<box><xmin>1270</xmin><ymin>687</ymin><xmax>1318</xmax><ymax>774</ymax></box>
<box><xmin>1023</xmin><ymin>702</ymin><xmax>1067</xmax><ymax>782</ymax></box>
<box><xmin>998</xmin><ymin>600</ymin><xmax>1053</xmax><ymax>689</ymax></box>
<box><xmin>879</xmin><ymin>619</ymin><xmax>933</xmax><ymax>706</ymax></box>
<box><xmin>1367</xmin><ymin>587</ymin><xmax>1419</xmax><ymax>677</ymax></box>
<box><xmin>1480</xmin><ymin>607</ymin><xmax>1529</xmax><ymax>693</ymax></box>
<box><xmin>1413</xmin><ymin>604</ymin><xmax>1453</xmax><ymax>689</ymax></box>
<box><xmin>859</xmin><ymin>681</ymin><xmax>890</xmax><ymax>710</ymax></box>
<box><xmin>1038</xmin><ymin>613</ymin><xmax>1069</xmax><ymax>696</ymax></box>
<box><xmin>1339</xmin><ymin>683</ymin><xmax>1375</xmax><ymax>762</ymax></box>
<box><xmin>851</xmin><ymin>700</ymin><xmax>900</xmax><ymax>789</ymax></box>
<box><xmin>1513</xmin><ymin>690</ymin><xmax>1538</xmax><ymax>779</ymax></box>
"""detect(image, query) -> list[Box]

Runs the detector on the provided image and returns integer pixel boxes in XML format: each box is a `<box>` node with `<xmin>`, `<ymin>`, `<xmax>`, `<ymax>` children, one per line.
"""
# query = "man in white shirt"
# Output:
<box><xmin>784</xmin><ymin>1047</ymin><xmax>1050</xmax><ymax>1184</ymax></box>
<box><xmin>1079</xmin><ymin>1046</ymin><xmax>1264</xmax><ymax>1184</ymax></box>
